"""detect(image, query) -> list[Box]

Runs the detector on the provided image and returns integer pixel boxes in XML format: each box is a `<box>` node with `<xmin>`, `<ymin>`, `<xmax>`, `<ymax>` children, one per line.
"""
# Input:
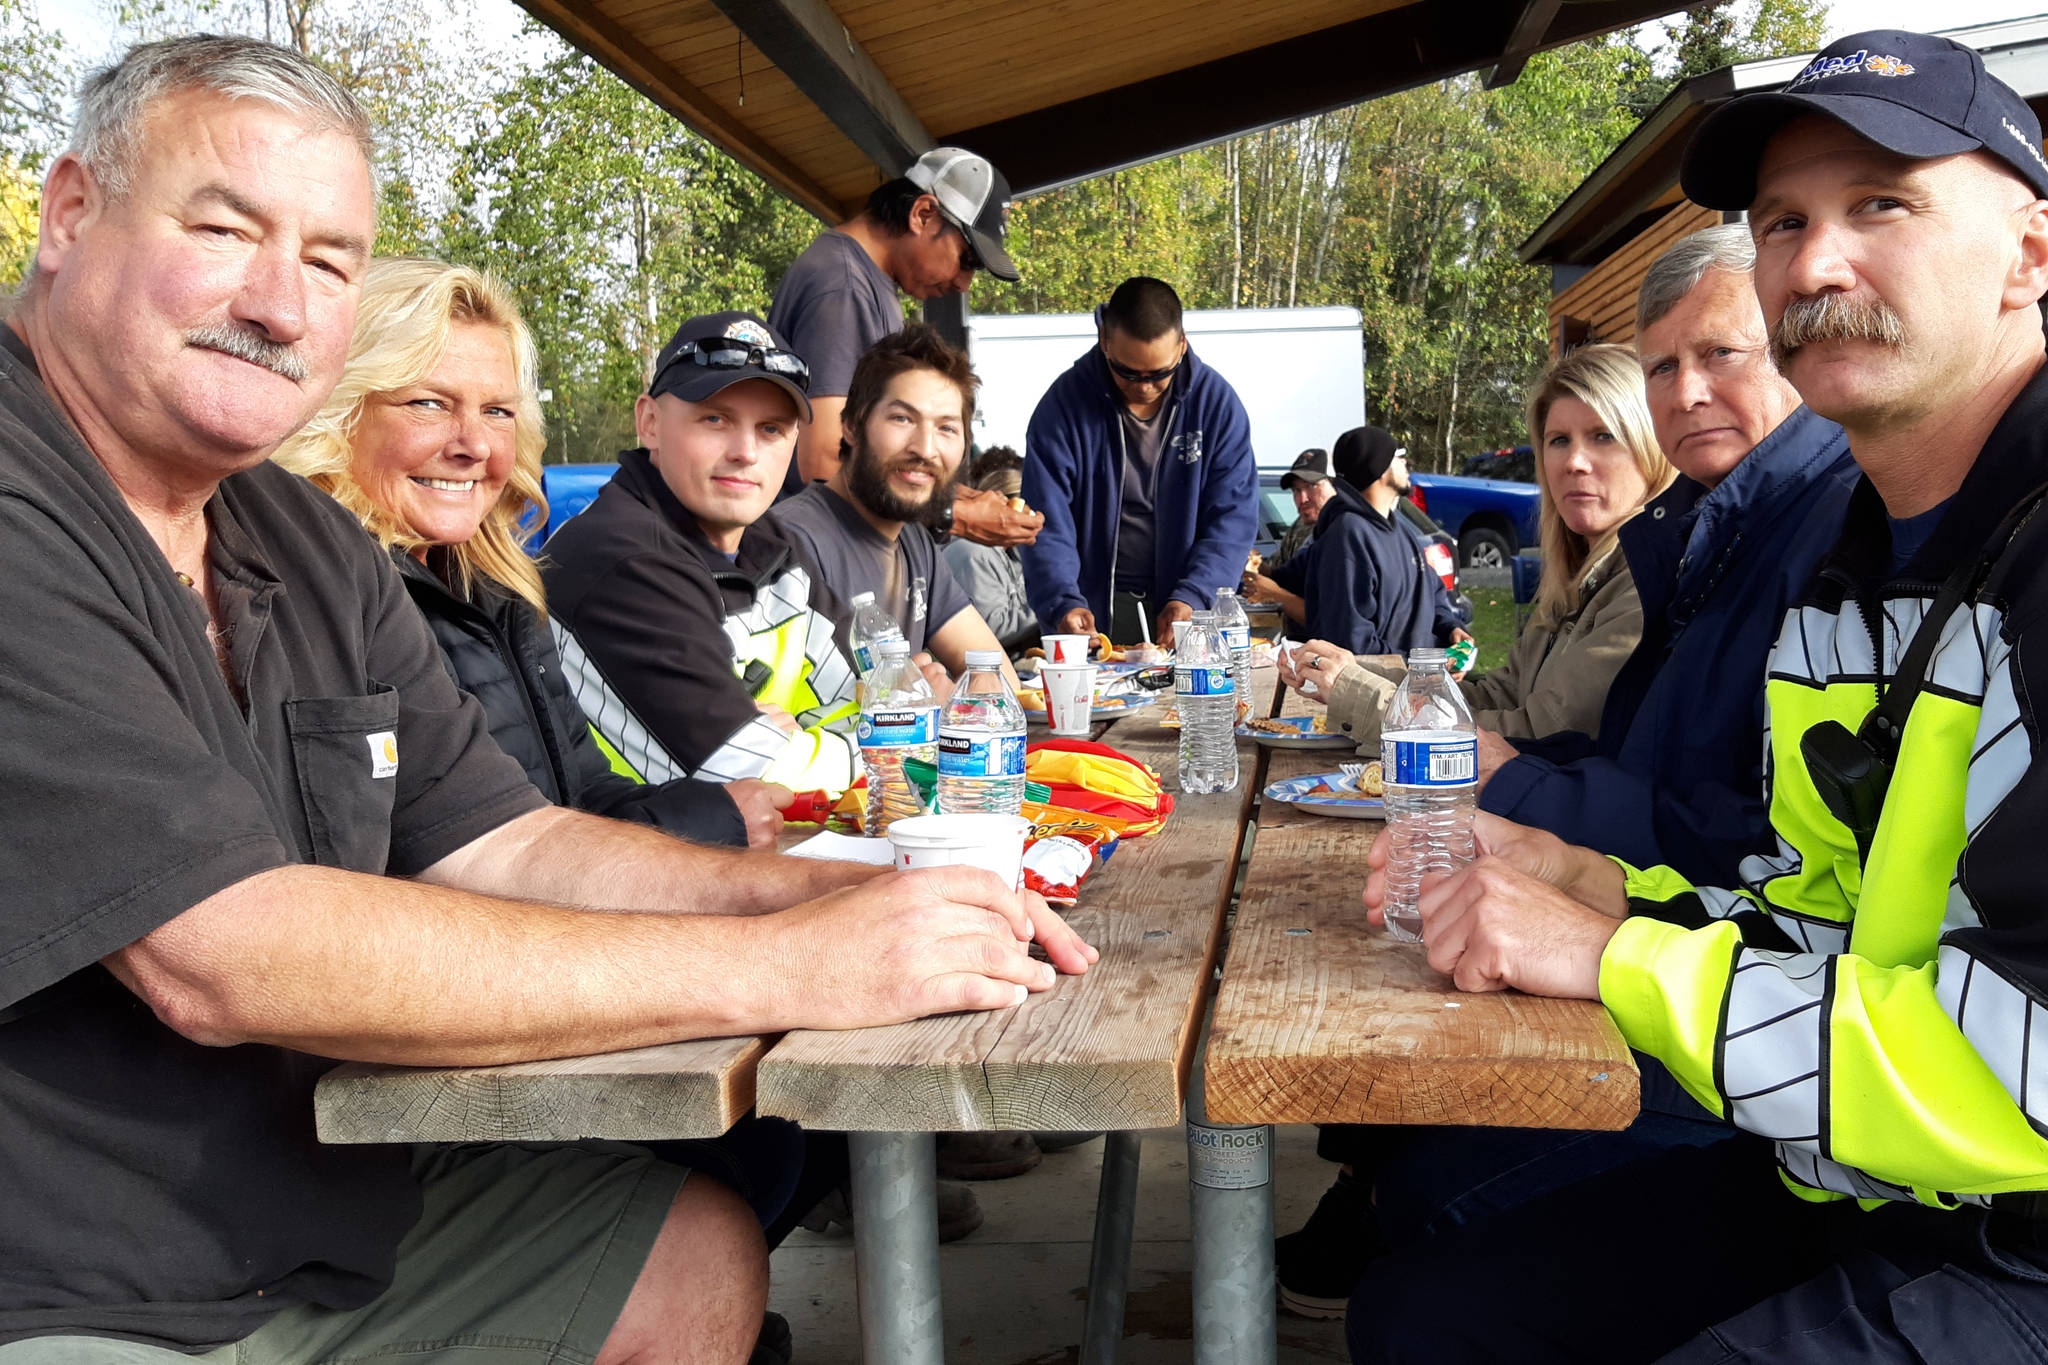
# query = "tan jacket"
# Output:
<box><xmin>1325</xmin><ymin>543</ymin><xmax>1641</xmax><ymax>749</ymax></box>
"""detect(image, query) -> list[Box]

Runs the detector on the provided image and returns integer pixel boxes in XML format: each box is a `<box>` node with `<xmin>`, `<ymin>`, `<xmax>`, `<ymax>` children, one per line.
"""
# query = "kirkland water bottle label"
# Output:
<box><xmin>858</xmin><ymin>709</ymin><xmax>937</xmax><ymax>749</ymax></box>
<box><xmin>1384</xmin><ymin>733</ymin><xmax>1478</xmax><ymax>787</ymax></box>
<box><xmin>1175</xmin><ymin>666</ymin><xmax>1233</xmax><ymax>696</ymax></box>
<box><xmin>937</xmin><ymin>728</ymin><xmax>1027</xmax><ymax>778</ymax></box>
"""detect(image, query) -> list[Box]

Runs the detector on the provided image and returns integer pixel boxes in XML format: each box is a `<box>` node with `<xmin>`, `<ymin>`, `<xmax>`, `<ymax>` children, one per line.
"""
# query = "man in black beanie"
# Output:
<box><xmin>1270</xmin><ymin>426</ymin><xmax>1468</xmax><ymax>655</ymax></box>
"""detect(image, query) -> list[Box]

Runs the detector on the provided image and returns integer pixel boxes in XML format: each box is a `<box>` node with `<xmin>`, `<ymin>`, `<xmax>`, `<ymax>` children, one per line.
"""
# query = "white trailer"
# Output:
<box><xmin>964</xmin><ymin>306</ymin><xmax>1366</xmax><ymax>471</ymax></box>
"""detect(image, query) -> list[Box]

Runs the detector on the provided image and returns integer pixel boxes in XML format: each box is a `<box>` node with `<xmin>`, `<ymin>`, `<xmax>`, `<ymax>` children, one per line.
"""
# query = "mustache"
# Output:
<box><xmin>185</xmin><ymin>323</ymin><xmax>308</xmax><ymax>384</ymax></box>
<box><xmin>1769</xmin><ymin>293</ymin><xmax>1906</xmax><ymax>370</ymax></box>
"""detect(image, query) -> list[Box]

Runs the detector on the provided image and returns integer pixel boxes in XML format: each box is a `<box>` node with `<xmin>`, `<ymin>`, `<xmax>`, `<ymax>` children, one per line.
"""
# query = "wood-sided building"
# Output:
<box><xmin>1521</xmin><ymin>16</ymin><xmax>2048</xmax><ymax>357</ymax></box>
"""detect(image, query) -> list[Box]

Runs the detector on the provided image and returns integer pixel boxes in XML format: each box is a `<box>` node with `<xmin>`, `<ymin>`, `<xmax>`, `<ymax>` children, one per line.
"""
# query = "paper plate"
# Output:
<box><xmin>1238</xmin><ymin>715</ymin><xmax>1355</xmax><ymax>750</ymax></box>
<box><xmin>1263</xmin><ymin>771</ymin><xmax>1386</xmax><ymax>819</ymax></box>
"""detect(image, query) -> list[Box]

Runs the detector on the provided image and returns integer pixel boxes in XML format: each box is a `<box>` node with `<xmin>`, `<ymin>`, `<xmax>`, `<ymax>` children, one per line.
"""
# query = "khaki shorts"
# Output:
<box><xmin>1</xmin><ymin>1143</ymin><xmax>685</xmax><ymax>1365</ymax></box>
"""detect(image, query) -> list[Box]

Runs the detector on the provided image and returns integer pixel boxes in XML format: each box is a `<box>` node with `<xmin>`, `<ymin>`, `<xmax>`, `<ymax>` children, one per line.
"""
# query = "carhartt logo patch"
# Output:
<box><xmin>367</xmin><ymin>730</ymin><xmax>398</xmax><ymax>779</ymax></box>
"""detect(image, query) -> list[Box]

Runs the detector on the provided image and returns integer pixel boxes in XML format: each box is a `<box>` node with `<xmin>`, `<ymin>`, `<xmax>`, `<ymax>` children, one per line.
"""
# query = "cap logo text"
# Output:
<box><xmin>725</xmin><ymin>319</ymin><xmax>773</xmax><ymax>346</ymax></box>
<box><xmin>1787</xmin><ymin>49</ymin><xmax>1914</xmax><ymax>89</ymax></box>
<box><xmin>2004</xmin><ymin>116</ymin><xmax>2048</xmax><ymax>178</ymax></box>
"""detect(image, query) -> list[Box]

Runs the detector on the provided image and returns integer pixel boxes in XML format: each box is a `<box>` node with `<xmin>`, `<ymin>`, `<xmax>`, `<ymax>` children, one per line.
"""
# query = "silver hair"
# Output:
<box><xmin>1637</xmin><ymin>223</ymin><xmax>1757</xmax><ymax>337</ymax></box>
<box><xmin>65</xmin><ymin>34</ymin><xmax>374</xmax><ymax>200</ymax></box>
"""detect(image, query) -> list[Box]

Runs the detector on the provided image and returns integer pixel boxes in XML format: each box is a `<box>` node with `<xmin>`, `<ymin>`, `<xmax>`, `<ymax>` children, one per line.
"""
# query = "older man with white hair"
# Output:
<box><xmin>0</xmin><ymin>34</ymin><xmax>1089</xmax><ymax>1364</ymax></box>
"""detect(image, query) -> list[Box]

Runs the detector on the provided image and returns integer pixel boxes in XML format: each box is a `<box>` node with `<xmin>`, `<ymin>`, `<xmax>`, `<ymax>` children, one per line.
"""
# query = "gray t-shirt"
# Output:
<box><xmin>770</xmin><ymin>483</ymin><xmax>971</xmax><ymax>657</ymax></box>
<box><xmin>768</xmin><ymin>231</ymin><xmax>905</xmax><ymax>498</ymax></box>
<box><xmin>1114</xmin><ymin>403</ymin><xmax>1169</xmax><ymax>592</ymax></box>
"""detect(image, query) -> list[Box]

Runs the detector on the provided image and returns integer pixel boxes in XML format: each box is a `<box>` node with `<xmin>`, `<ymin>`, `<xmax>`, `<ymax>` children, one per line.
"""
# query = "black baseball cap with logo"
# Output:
<box><xmin>647</xmin><ymin>311</ymin><xmax>813</xmax><ymax>422</ymax></box>
<box><xmin>905</xmin><ymin>147</ymin><xmax>1021</xmax><ymax>282</ymax></box>
<box><xmin>1280</xmin><ymin>448</ymin><xmax>1335</xmax><ymax>489</ymax></box>
<box><xmin>1682</xmin><ymin>29</ymin><xmax>2048</xmax><ymax>210</ymax></box>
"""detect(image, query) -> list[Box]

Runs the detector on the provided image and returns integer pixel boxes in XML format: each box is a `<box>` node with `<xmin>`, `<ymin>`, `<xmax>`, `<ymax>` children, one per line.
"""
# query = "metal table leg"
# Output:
<box><xmin>1079</xmin><ymin>1130</ymin><xmax>1143</xmax><ymax>1364</ymax></box>
<box><xmin>848</xmin><ymin>1131</ymin><xmax>944</xmax><ymax>1365</ymax></box>
<box><xmin>1187</xmin><ymin>1029</ymin><xmax>1277</xmax><ymax>1364</ymax></box>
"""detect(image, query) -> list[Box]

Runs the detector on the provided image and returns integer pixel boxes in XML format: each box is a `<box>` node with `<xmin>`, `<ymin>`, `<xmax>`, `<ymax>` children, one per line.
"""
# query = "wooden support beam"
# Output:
<box><xmin>1484</xmin><ymin>0</ymin><xmax>1564</xmax><ymax>88</ymax></box>
<box><xmin>707</xmin><ymin>0</ymin><xmax>934</xmax><ymax>177</ymax></box>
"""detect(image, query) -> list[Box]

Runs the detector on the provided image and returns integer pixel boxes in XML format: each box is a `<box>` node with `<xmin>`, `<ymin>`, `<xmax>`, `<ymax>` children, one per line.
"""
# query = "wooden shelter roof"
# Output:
<box><xmin>514</xmin><ymin>0</ymin><xmax>1697</xmax><ymax>223</ymax></box>
<box><xmin>1520</xmin><ymin>14</ymin><xmax>2048</xmax><ymax>269</ymax></box>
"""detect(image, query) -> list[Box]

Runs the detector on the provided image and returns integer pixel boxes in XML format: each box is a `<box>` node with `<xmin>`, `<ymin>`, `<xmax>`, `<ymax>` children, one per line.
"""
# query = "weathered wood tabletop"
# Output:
<box><xmin>316</xmin><ymin>1035</ymin><xmax>770</xmax><ymax>1144</ymax></box>
<box><xmin>753</xmin><ymin>670</ymin><xmax>1279</xmax><ymax>1133</ymax></box>
<box><xmin>1203</xmin><ymin>673</ymin><xmax>1641</xmax><ymax>1130</ymax></box>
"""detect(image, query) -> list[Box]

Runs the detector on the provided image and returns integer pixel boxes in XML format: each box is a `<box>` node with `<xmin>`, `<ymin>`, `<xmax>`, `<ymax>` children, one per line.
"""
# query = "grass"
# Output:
<box><xmin>1465</xmin><ymin>584</ymin><xmax>1519</xmax><ymax>667</ymax></box>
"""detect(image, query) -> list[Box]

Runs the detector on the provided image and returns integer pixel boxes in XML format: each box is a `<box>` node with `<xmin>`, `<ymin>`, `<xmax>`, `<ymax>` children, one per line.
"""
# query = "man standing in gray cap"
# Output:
<box><xmin>769</xmin><ymin>147</ymin><xmax>1044</xmax><ymax>549</ymax></box>
<box><xmin>1348</xmin><ymin>29</ymin><xmax>2048</xmax><ymax>1365</ymax></box>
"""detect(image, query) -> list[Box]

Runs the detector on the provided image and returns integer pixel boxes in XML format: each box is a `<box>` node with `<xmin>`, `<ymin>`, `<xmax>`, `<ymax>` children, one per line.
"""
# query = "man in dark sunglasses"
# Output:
<box><xmin>1020</xmin><ymin>276</ymin><xmax>1259</xmax><ymax>647</ymax></box>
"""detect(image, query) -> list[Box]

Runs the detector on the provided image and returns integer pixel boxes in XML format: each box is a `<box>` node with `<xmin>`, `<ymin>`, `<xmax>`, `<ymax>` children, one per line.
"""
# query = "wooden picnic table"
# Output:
<box><xmin>313</xmin><ymin>667</ymin><xmax>1284</xmax><ymax>1365</ymax></box>
<box><xmin>1205</xmin><ymin>681</ymin><xmax>1640</xmax><ymax>1130</ymax></box>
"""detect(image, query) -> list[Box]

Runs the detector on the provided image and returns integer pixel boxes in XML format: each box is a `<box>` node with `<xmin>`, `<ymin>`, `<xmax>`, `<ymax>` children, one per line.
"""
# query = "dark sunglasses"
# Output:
<box><xmin>1104</xmin><ymin>348</ymin><xmax>1182</xmax><ymax>387</ymax></box>
<box><xmin>656</xmin><ymin>337</ymin><xmax>811</xmax><ymax>393</ymax></box>
<box><xmin>952</xmin><ymin>224</ymin><xmax>983</xmax><ymax>274</ymax></box>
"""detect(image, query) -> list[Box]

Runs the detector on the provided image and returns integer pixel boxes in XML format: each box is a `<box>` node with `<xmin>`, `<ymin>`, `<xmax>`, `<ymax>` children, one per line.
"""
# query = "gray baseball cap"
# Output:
<box><xmin>905</xmin><ymin>147</ymin><xmax>1020</xmax><ymax>282</ymax></box>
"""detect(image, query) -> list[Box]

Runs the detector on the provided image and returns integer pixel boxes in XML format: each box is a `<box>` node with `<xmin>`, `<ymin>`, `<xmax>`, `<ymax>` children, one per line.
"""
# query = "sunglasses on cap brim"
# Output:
<box><xmin>655</xmin><ymin>337</ymin><xmax>811</xmax><ymax>393</ymax></box>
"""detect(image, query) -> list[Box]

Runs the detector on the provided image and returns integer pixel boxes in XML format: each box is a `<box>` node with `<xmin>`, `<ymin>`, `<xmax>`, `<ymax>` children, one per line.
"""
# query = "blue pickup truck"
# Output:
<box><xmin>1409</xmin><ymin>448</ymin><xmax>1542</xmax><ymax>568</ymax></box>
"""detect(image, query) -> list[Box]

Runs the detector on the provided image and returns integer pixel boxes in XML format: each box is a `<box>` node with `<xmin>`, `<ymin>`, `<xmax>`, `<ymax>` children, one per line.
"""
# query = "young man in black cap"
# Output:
<box><xmin>1349</xmin><ymin>30</ymin><xmax>2048</xmax><ymax>1364</ymax></box>
<box><xmin>768</xmin><ymin>146</ymin><xmax>1041</xmax><ymax>551</ymax></box>
<box><xmin>1270</xmin><ymin>426</ymin><xmax>1467</xmax><ymax>657</ymax></box>
<box><xmin>543</xmin><ymin>311</ymin><xmax>865</xmax><ymax>795</ymax></box>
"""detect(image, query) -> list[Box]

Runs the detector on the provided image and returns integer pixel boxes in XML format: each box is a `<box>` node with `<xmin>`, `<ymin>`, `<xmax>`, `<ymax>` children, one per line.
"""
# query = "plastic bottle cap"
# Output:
<box><xmin>877</xmin><ymin>638</ymin><xmax>910</xmax><ymax>657</ymax></box>
<box><xmin>1408</xmin><ymin>648</ymin><xmax>1447</xmax><ymax>668</ymax></box>
<box><xmin>964</xmin><ymin>649</ymin><xmax>1003</xmax><ymax>667</ymax></box>
<box><xmin>851</xmin><ymin>591</ymin><xmax>876</xmax><ymax>607</ymax></box>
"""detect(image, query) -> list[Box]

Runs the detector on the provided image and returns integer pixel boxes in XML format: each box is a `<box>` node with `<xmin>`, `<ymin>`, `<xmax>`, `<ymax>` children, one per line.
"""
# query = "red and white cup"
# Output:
<box><xmin>1041</xmin><ymin>662</ymin><xmax>1098</xmax><ymax>736</ymax></box>
<box><xmin>1043</xmin><ymin>633</ymin><xmax>1092</xmax><ymax>665</ymax></box>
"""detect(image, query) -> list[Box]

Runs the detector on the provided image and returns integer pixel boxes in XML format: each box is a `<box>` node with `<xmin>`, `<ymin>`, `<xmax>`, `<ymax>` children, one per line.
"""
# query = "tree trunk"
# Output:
<box><xmin>1229</xmin><ymin>140</ymin><xmax>1242</xmax><ymax>306</ymax></box>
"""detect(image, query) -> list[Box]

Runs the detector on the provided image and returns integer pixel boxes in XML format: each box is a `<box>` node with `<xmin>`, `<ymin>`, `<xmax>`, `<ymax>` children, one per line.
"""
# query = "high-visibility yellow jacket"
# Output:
<box><xmin>541</xmin><ymin>450</ymin><xmax>860</xmax><ymax>795</ymax></box>
<box><xmin>1601</xmin><ymin>368</ymin><xmax>2048</xmax><ymax>1210</ymax></box>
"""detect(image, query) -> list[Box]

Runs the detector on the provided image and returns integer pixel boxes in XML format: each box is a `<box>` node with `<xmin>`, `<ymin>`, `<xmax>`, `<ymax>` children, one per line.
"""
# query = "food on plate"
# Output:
<box><xmin>1247</xmin><ymin>716</ymin><xmax>1330</xmax><ymax>735</ymax></box>
<box><xmin>1304</xmin><ymin>761</ymin><xmax>1384</xmax><ymax>799</ymax></box>
<box><xmin>1019</xmin><ymin>688</ymin><xmax>1048</xmax><ymax>711</ymax></box>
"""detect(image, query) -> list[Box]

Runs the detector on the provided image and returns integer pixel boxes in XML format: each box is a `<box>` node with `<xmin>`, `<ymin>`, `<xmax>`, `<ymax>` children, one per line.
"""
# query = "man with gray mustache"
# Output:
<box><xmin>0</xmin><ymin>32</ymin><xmax>1090</xmax><ymax>1364</ymax></box>
<box><xmin>1349</xmin><ymin>29</ymin><xmax>2048</xmax><ymax>1365</ymax></box>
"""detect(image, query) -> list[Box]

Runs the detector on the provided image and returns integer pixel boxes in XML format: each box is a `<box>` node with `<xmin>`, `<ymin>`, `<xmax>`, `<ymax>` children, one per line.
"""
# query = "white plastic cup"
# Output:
<box><xmin>887</xmin><ymin>813</ymin><xmax>1031</xmax><ymax>890</ymax></box>
<box><xmin>1044</xmin><ymin>633</ymin><xmax>1092</xmax><ymax>665</ymax></box>
<box><xmin>1041</xmin><ymin>662</ymin><xmax>1097</xmax><ymax>736</ymax></box>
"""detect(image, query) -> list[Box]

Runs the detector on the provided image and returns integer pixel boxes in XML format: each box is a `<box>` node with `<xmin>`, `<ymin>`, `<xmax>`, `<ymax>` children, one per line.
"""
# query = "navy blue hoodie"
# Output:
<box><xmin>1271</xmin><ymin>477</ymin><xmax>1460</xmax><ymax>654</ymax></box>
<box><xmin>1020</xmin><ymin>345</ymin><xmax>1258</xmax><ymax>630</ymax></box>
<box><xmin>1482</xmin><ymin>405</ymin><xmax>1857</xmax><ymax>884</ymax></box>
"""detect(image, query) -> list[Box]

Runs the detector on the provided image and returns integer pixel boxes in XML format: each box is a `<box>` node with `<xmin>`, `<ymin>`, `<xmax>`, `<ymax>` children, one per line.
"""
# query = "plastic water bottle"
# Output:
<box><xmin>849</xmin><ymin>591</ymin><xmax>906</xmax><ymax>678</ymax></box>
<box><xmin>1213</xmin><ymin>587</ymin><xmax>1252</xmax><ymax>714</ymax></box>
<box><xmin>1380</xmin><ymin>648</ymin><xmax>1478</xmax><ymax>943</ymax></box>
<box><xmin>858</xmin><ymin>638</ymin><xmax>938</xmax><ymax>836</ymax></box>
<box><xmin>1175</xmin><ymin>610</ymin><xmax>1239</xmax><ymax>794</ymax></box>
<box><xmin>937</xmin><ymin>649</ymin><xmax>1027</xmax><ymax>814</ymax></box>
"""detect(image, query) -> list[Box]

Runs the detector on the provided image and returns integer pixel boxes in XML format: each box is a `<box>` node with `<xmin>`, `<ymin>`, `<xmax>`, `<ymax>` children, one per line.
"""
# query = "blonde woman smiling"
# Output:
<box><xmin>1283</xmin><ymin>344</ymin><xmax>1675</xmax><ymax>748</ymax></box>
<box><xmin>276</xmin><ymin>257</ymin><xmax>791</xmax><ymax>849</ymax></box>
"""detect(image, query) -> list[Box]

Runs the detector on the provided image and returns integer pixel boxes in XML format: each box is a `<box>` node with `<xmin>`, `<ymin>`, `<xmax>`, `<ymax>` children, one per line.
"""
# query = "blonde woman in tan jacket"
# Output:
<box><xmin>1282</xmin><ymin>344</ymin><xmax>1674</xmax><ymax>749</ymax></box>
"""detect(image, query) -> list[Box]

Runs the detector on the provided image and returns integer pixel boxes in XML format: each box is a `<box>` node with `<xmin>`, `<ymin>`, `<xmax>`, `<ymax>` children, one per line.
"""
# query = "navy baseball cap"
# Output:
<box><xmin>647</xmin><ymin>311</ymin><xmax>812</xmax><ymax>421</ymax></box>
<box><xmin>1682</xmin><ymin>30</ymin><xmax>2048</xmax><ymax>210</ymax></box>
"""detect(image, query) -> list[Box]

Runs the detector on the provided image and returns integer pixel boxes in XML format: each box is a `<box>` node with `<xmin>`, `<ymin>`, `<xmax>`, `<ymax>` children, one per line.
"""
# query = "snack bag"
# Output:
<box><xmin>1018</xmin><ymin>802</ymin><xmax>1124</xmax><ymax>903</ymax></box>
<box><xmin>1024</xmin><ymin>738</ymin><xmax>1175</xmax><ymax>836</ymax></box>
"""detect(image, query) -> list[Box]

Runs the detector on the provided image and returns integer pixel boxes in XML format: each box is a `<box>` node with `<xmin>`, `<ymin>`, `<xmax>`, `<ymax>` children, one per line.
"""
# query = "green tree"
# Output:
<box><xmin>442</xmin><ymin>42</ymin><xmax>816</xmax><ymax>463</ymax></box>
